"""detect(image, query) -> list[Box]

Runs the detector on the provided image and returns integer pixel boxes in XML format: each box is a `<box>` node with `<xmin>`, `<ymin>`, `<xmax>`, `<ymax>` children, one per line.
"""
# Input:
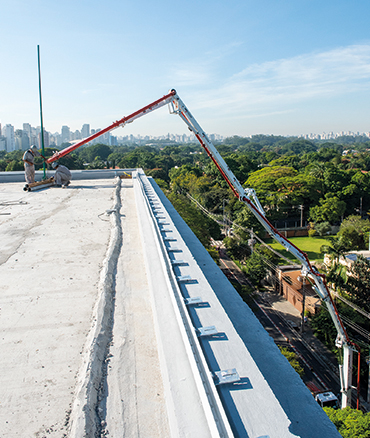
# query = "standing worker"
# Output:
<box><xmin>52</xmin><ymin>162</ymin><xmax>72</xmax><ymax>187</ymax></box>
<box><xmin>22</xmin><ymin>145</ymin><xmax>46</xmax><ymax>184</ymax></box>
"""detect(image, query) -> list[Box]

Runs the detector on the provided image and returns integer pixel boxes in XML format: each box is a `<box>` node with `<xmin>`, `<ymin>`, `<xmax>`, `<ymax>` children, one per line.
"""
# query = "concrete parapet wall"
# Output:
<box><xmin>0</xmin><ymin>168</ymin><xmax>135</xmax><ymax>183</ymax></box>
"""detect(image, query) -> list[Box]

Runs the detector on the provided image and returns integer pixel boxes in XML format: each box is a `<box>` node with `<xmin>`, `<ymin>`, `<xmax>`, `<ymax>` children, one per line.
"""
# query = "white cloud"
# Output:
<box><xmin>170</xmin><ymin>66</ymin><xmax>211</xmax><ymax>86</ymax></box>
<box><xmin>192</xmin><ymin>44</ymin><xmax>370</xmax><ymax>113</ymax></box>
<box><xmin>168</xmin><ymin>42</ymin><xmax>243</xmax><ymax>87</ymax></box>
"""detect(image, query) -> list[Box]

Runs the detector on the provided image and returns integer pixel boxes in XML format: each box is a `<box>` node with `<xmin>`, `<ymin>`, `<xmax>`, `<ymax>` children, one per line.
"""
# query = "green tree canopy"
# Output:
<box><xmin>337</xmin><ymin>215</ymin><xmax>370</xmax><ymax>250</ymax></box>
<box><xmin>324</xmin><ymin>406</ymin><xmax>370</xmax><ymax>438</ymax></box>
<box><xmin>79</xmin><ymin>143</ymin><xmax>112</xmax><ymax>163</ymax></box>
<box><xmin>167</xmin><ymin>192</ymin><xmax>221</xmax><ymax>246</ymax></box>
<box><xmin>309</xmin><ymin>195</ymin><xmax>346</xmax><ymax>224</ymax></box>
<box><xmin>342</xmin><ymin>254</ymin><xmax>370</xmax><ymax>312</ymax></box>
<box><xmin>245</xmin><ymin>166</ymin><xmax>297</xmax><ymax>206</ymax></box>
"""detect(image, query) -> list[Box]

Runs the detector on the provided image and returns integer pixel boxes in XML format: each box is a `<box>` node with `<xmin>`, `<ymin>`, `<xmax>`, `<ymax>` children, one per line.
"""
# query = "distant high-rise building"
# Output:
<box><xmin>81</xmin><ymin>124</ymin><xmax>90</xmax><ymax>139</ymax></box>
<box><xmin>92</xmin><ymin>129</ymin><xmax>101</xmax><ymax>144</ymax></box>
<box><xmin>55</xmin><ymin>134</ymin><xmax>63</xmax><ymax>147</ymax></box>
<box><xmin>3</xmin><ymin>124</ymin><xmax>15</xmax><ymax>152</ymax></box>
<box><xmin>29</xmin><ymin>126</ymin><xmax>39</xmax><ymax>147</ymax></box>
<box><xmin>22</xmin><ymin>131</ymin><xmax>30</xmax><ymax>151</ymax></box>
<box><xmin>0</xmin><ymin>136</ymin><xmax>6</xmax><ymax>151</ymax></box>
<box><xmin>22</xmin><ymin>123</ymin><xmax>31</xmax><ymax>151</ymax></box>
<box><xmin>72</xmin><ymin>130</ymin><xmax>81</xmax><ymax>141</ymax></box>
<box><xmin>15</xmin><ymin>129</ymin><xmax>23</xmax><ymax>150</ymax></box>
<box><xmin>38</xmin><ymin>129</ymin><xmax>49</xmax><ymax>149</ymax></box>
<box><xmin>61</xmin><ymin>125</ymin><xmax>70</xmax><ymax>143</ymax></box>
<box><xmin>23</xmin><ymin>123</ymin><xmax>31</xmax><ymax>139</ymax></box>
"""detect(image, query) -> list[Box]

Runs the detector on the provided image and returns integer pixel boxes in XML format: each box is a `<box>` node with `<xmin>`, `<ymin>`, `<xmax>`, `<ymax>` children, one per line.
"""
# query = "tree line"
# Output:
<box><xmin>3</xmin><ymin>135</ymin><xmax>370</xmax><ymax>245</ymax></box>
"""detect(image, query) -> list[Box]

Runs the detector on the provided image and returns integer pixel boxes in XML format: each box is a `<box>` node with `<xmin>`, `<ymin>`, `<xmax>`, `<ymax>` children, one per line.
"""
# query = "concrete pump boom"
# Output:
<box><xmin>46</xmin><ymin>90</ymin><xmax>177</xmax><ymax>164</ymax></box>
<box><xmin>50</xmin><ymin>89</ymin><xmax>357</xmax><ymax>408</ymax></box>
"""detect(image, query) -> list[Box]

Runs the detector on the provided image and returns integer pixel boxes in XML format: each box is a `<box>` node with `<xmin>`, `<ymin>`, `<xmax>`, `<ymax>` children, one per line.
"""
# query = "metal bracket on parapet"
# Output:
<box><xmin>166</xmin><ymin>247</ymin><xmax>182</xmax><ymax>252</ymax></box>
<box><xmin>197</xmin><ymin>326</ymin><xmax>218</xmax><ymax>337</ymax></box>
<box><xmin>185</xmin><ymin>297</ymin><xmax>204</xmax><ymax>306</ymax></box>
<box><xmin>171</xmin><ymin>259</ymin><xmax>187</xmax><ymax>266</ymax></box>
<box><xmin>177</xmin><ymin>274</ymin><xmax>193</xmax><ymax>282</ymax></box>
<box><xmin>214</xmin><ymin>369</ymin><xmax>241</xmax><ymax>385</ymax></box>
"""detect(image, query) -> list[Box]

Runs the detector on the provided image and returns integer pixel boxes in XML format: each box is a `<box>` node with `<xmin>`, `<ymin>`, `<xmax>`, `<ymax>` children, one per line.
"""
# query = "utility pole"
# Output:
<box><xmin>248</xmin><ymin>228</ymin><xmax>256</xmax><ymax>253</ymax></box>
<box><xmin>223</xmin><ymin>199</ymin><xmax>229</xmax><ymax>236</ymax></box>
<box><xmin>301</xmin><ymin>275</ymin><xmax>306</xmax><ymax>333</ymax></box>
<box><xmin>299</xmin><ymin>205</ymin><xmax>304</xmax><ymax>228</ymax></box>
<box><xmin>367</xmin><ymin>348</ymin><xmax>370</xmax><ymax>403</ymax></box>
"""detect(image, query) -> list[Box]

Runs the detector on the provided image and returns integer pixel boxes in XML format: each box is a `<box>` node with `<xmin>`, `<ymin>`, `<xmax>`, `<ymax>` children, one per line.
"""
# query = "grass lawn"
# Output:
<box><xmin>263</xmin><ymin>235</ymin><xmax>333</xmax><ymax>263</ymax></box>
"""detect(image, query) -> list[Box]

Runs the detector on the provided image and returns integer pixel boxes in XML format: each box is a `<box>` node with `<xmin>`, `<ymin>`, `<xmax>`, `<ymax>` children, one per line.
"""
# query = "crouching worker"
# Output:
<box><xmin>52</xmin><ymin>162</ymin><xmax>72</xmax><ymax>187</ymax></box>
<box><xmin>22</xmin><ymin>145</ymin><xmax>46</xmax><ymax>184</ymax></box>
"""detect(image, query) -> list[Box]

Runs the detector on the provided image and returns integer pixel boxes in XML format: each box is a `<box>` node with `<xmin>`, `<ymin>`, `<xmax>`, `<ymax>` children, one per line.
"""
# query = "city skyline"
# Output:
<box><xmin>2</xmin><ymin>117</ymin><xmax>370</xmax><ymax>154</ymax></box>
<box><xmin>2</xmin><ymin>2</ymin><xmax>370</xmax><ymax>139</ymax></box>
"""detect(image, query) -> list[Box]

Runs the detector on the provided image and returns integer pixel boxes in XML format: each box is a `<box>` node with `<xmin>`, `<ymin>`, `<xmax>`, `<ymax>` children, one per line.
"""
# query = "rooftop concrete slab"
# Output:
<box><xmin>0</xmin><ymin>171</ymin><xmax>341</xmax><ymax>437</ymax></box>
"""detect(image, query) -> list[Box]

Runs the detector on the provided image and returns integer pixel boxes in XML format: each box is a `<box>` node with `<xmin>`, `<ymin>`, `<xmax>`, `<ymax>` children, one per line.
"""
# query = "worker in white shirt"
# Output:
<box><xmin>22</xmin><ymin>145</ymin><xmax>46</xmax><ymax>184</ymax></box>
<box><xmin>52</xmin><ymin>162</ymin><xmax>72</xmax><ymax>187</ymax></box>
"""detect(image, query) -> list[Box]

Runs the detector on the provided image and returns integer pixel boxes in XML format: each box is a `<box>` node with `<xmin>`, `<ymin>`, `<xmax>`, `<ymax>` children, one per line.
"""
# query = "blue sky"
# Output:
<box><xmin>2</xmin><ymin>0</ymin><xmax>370</xmax><ymax>138</ymax></box>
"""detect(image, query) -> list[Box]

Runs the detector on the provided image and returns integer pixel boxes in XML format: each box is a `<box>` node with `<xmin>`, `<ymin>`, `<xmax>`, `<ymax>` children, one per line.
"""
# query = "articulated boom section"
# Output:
<box><xmin>167</xmin><ymin>91</ymin><xmax>355</xmax><ymax>408</ymax></box>
<box><xmin>51</xmin><ymin>89</ymin><xmax>356</xmax><ymax>408</ymax></box>
<box><xmin>46</xmin><ymin>90</ymin><xmax>177</xmax><ymax>164</ymax></box>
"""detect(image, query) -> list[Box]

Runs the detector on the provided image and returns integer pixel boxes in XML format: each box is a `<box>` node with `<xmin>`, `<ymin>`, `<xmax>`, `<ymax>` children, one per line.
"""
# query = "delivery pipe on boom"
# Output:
<box><xmin>167</xmin><ymin>90</ymin><xmax>356</xmax><ymax>409</ymax></box>
<box><xmin>46</xmin><ymin>90</ymin><xmax>177</xmax><ymax>164</ymax></box>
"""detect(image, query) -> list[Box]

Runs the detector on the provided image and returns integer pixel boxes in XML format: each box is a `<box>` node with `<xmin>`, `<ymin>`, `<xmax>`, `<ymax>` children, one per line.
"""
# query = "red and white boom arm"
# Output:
<box><xmin>50</xmin><ymin>89</ymin><xmax>355</xmax><ymax>408</ymax></box>
<box><xmin>46</xmin><ymin>90</ymin><xmax>177</xmax><ymax>164</ymax></box>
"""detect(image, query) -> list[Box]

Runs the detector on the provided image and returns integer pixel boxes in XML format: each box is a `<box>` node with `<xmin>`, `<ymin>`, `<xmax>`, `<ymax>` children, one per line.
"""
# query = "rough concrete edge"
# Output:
<box><xmin>68</xmin><ymin>177</ymin><xmax>122</xmax><ymax>438</ymax></box>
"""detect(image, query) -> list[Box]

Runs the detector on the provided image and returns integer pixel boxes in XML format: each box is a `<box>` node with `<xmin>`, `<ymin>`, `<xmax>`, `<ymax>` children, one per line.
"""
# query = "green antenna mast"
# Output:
<box><xmin>37</xmin><ymin>45</ymin><xmax>46</xmax><ymax>179</ymax></box>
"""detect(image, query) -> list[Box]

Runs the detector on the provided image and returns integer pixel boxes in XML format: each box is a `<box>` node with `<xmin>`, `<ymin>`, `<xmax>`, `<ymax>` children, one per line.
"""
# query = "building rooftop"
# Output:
<box><xmin>0</xmin><ymin>170</ymin><xmax>340</xmax><ymax>437</ymax></box>
<box><xmin>345</xmin><ymin>250</ymin><xmax>370</xmax><ymax>262</ymax></box>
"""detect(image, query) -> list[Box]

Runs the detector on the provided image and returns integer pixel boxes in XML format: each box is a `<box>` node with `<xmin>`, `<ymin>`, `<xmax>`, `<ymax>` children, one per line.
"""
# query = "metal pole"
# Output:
<box><xmin>367</xmin><ymin>349</ymin><xmax>370</xmax><ymax>403</ymax></box>
<box><xmin>37</xmin><ymin>45</ymin><xmax>46</xmax><ymax>180</ymax></box>
<box><xmin>301</xmin><ymin>276</ymin><xmax>306</xmax><ymax>333</ymax></box>
<box><xmin>300</xmin><ymin>205</ymin><xmax>303</xmax><ymax>228</ymax></box>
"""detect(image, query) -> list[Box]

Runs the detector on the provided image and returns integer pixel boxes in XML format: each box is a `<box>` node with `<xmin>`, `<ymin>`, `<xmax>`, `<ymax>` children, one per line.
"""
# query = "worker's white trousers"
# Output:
<box><xmin>54</xmin><ymin>172</ymin><xmax>70</xmax><ymax>185</ymax></box>
<box><xmin>24</xmin><ymin>165</ymin><xmax>35</xmax><ymax>184</ymax></box>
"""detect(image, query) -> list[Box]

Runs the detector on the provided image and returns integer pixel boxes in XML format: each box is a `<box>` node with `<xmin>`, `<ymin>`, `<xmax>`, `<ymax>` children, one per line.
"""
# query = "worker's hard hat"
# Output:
<box><xmin>31</xmin><ymin>145</ymin><xmax>38</xmax><ymax>151</ymax></box>
<box><xmin>52</xmin><ymin>162</ymin><xmax>58</xmax><ymax>169</ymax></box>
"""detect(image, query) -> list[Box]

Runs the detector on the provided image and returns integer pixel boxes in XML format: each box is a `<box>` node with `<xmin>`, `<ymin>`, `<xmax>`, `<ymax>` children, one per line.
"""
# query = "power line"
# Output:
<box><xmin>332</xmin><ymin>291</ymin><xmax>370</xmax><ymax>321</ymax></box>
<box><xmin>339</xmin><ymin>314</ymin><xmax>370</xmax><ymax>344</ymax></box>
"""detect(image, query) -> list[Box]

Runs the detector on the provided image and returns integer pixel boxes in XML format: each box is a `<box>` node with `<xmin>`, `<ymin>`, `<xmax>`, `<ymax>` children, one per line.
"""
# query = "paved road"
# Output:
<box><xmin>218</xmin><ymin>250</ymin><xmax>341</xmax><ymax>396</ymax></box>
<box><xmin>255</xmin><ymin>293</ymin><xmax>341</xmax><ymax>394</ymax></box>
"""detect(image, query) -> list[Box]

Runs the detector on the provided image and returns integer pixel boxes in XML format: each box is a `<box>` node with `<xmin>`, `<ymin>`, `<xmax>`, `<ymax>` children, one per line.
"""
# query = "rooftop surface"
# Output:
<box><xmin>0</xmin><ymin>170</ymin><xmax>340</xmax><ymax>437</ymax></box>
